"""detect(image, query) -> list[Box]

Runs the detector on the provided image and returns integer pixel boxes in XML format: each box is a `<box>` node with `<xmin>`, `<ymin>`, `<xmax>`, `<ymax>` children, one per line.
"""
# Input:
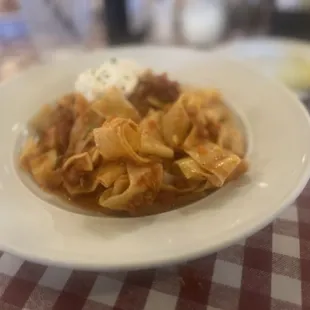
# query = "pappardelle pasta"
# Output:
<box><xmin>19</xmin><ymin>62</ymin><xmax>248</xmax><ymax>216</ymax></box>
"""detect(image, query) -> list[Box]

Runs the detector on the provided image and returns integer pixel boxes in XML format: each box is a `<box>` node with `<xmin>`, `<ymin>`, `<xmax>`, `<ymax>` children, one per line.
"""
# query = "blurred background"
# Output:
<box><xmin>1</xmin><ymin>0</ymin><xmax>310</xmax><ymax>82</ymax></box>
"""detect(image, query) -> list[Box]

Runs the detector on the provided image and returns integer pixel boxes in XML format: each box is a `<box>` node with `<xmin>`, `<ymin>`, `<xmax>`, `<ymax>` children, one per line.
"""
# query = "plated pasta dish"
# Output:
<box><xmin>19</xmin><ymin>58</ymin><xmax>248</xmax><ymax>216</ymax></box>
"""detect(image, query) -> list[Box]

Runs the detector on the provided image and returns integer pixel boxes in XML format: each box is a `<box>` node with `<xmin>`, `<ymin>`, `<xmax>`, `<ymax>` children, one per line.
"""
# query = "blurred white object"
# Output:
<box><xmin>276</xmin><ymin>0</ymin><xmax>310</xmax><ymax>10</ymax></box>
<box><xmin>149</xmin><ymin>0</ymin><xmax>176</xmax><ymax>44</ymax></box>
<box><xmin>127</xmin><ymin>0</ymin><xmax>150</xmax><ymax>35</ymax></box>
<box><xmin>213</xmin><ymin>37</ymin><xmax>310</xmax><ymax>93</ymax></box>
<box><xmin>181</xmin><ymin>0</ymin><xmax>227</xmax><ymax>46</ymax></box>
<box><xmin>19</xmin><ymin>0</ymin><xmax>92</xmax><ymax>54</ymax></box>
<box><xmin>0</xmin><ymin>11</ymin><xmax>27</xmax><ymax>40</ymax></box>
<box><xmin>54</xmin><ymin>0</ymin><xmax>92</xmax><ymax>38</ymax></box>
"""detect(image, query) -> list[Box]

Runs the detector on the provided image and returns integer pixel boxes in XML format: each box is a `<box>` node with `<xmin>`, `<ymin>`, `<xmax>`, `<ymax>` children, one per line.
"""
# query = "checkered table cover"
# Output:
<box><xmin>0</xmin><ymin>181</ymin><xmax>308</xmax><ymax>310</ymax></box>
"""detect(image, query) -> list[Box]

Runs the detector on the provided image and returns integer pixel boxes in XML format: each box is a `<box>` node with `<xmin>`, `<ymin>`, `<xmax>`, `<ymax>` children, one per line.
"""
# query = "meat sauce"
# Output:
<box><xmin>129</xmin><ymin>71</ymin><xmax>180</xmax><ymax>116</ymax></box>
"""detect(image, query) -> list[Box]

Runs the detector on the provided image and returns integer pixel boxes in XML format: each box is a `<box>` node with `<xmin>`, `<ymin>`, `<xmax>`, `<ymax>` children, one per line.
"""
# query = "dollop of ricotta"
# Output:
<box><xmin>75</xmin><ymin>58</ymin><xmax>142</xmax><ymax>102</ymax></box>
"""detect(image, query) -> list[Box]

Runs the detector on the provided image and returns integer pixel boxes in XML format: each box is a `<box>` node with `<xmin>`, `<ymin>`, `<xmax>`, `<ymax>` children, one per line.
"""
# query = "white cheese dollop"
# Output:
<box><xmin>75</xmin><ymin>58</ymin><xmax>142</xmax><ymax>102</ymax></box>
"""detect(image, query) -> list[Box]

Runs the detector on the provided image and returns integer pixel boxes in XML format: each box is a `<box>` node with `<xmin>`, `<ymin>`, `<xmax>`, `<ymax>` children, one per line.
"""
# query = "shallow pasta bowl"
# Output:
<box><xmin>1</xmin><ymin>46</ymin><xmax>310</xmax><ymax>270</ymax></box>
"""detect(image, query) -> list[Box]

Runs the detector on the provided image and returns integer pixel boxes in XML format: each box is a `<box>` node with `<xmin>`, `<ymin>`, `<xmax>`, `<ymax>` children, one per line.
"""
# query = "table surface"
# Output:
<box><xmin>1</xmin><ymin>35</ymin><xmax>310</xmax><ymax>310</ymax></box>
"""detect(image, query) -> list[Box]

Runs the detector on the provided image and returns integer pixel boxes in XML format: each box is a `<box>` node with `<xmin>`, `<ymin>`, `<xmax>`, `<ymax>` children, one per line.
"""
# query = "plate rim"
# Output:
<box><xmin>213</xmin><ymin>36</ymin><xmax>310</xmax><ymax>53</ymax></box>
<box><xmin>0</xmin><ymin>46</ymin><xmax>310</xmax><ymax>270</ymax></box>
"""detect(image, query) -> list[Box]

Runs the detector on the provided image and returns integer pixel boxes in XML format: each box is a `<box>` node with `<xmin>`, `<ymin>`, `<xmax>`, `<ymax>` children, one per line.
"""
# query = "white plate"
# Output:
<box><xmin>0</xmin><ymin>46</ymin><xmax>310</xmax><ymax>270</ymax></box>
<box><xmin>213</xmin><ymin>37</ymin><xmax>310</xmax><ymax>94</ymax></box>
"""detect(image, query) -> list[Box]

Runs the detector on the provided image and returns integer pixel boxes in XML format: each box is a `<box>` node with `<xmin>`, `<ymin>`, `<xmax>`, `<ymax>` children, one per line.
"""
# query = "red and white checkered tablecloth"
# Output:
<box><xmin>0</xmin><ymin>182</ymin><xmax>309</xmax><ymax>310</ymax></box>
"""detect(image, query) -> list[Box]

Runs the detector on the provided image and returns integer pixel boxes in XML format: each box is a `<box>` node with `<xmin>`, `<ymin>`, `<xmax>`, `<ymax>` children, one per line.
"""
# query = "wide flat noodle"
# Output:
<box><xmin>171</xmin><ymin>157</ymin><xmax>218</xmax><ymax>192</ymax></box>
<box><xmin>72</xmin><ymin>93</ymin><xmax>90</xmax><ymax>116</ymax></box>
<box><xmin>159</xmin><ymin>171</ymin><xmax>202</xmax><ymax>193</ymax></box>
<box><xmin>160</xmin><ymin>180</ymin><xmax>203</xmax><ymax>193</ymax></box>
<box><xmin>173</xmin><ymin>157</ymin><xmax>215</xmax><ymax>182</ymax></box>
<box><xmin>28</xmin><ymin>149</ymin><xmax>62</xmax><ymax>189</ymax></box>
<box><xmin>183</xmin><ymin>126</ymin><xmax>205</xmax><ymax>149</ymax></box>
<box><xmin>227</xmin><ymin>159</ymin><xmax>249</xmax><ymax>181</ymax></box>
<box><xmin>62</xmin><ymin>152</ymin><xmax>93</xmax><ymax>172</ymax></box>
<box><xmin>189</xmin><ymin>89</ymin><xmax>230</xmax><ymax>123</ymax></box>
<box><xmin>20</xmin><ymin>137</ymin><xmax>42</xmax><ymax>170</ymax></box>
<box><xmin>99</xmin><ymin>163</ymin><xmax>163</xmax><ymax>213</ymax></box>
<box><xmin>186</xmin><ymin>142</ymin><xmax>241</xmax><ymax>187</ymax></box>
<box><xmin>58</xmin><ymin>92</ymin><xmax>89</xmax><ymax>117</ymax></box>
<box><xmin>99</xmin><ymin>174</ymin><xmax>129</xmax><ymax>202</ymax></box>
<box><xmin>147</xmin><ymin>96</ymin><xmax>166</xmax><ymax>109</ymax></box>
<box><xmin>28</xmin><ymin>104</ymin><xmax>56</xmax><ymax>133</ymax></box>
<box><xmin>162</xmin><ymin>94</ymin><xmax>191</xmax><ymax>148</ymax></box>
<box><xmin>66</xmin><ymin>104</ymin><xmax>101</xmax><ymax>155</ymax></box>
<box><xmin>62</xmin><ymin>152</ymin><xmax>98</xmax><ymax>195</ymax></box>
<box><xmin>74</xmin><ymin>132</ymin><xmax>94</xmax><ymax>154</ymax></box>
<box><xmin>96</xmin><ymin>162</ymin><xmax>126</xmax><ymax>187</ymax></box>
<box><xmin>183</xmin><ymin>89</ymin><xmax>232</xmax><ymax>141</ymax></box>
<box><xmin>91</xmin><ymin>87</ymin><xmax>140</xmax><ymax>122</ymax></box>
<box><xmin>88</xmin><ymin>147</ymin><xmax>101</xmax><ymax>167</ymax></box>
<box><xmin>66</xmin><ymin>116</ymin><xmax>90</xmax><ymax>154</ymax></box>
<box><xmin>57</xmin><ymin>93</ymin><xmax>103</xmax><ymax>155</ymax></box>
<box><xmin>184</xmin><ymin>88</ymin><xmax>223</xmax><ymax>108</ymax></box>
<box><xmin>63</xmin><ymin>173</ymin><xmax>99</xmax><ymax>195</ymax></box>
<box><xmin>217</xmin><ymin>122</ymin><xmax>246</xmax><ymax>158</ymax></box>
<box><xmin>112</xmin><ymin>175</ymin><xmax>129</xmax><ymax>195</ymax></box>
<box><xmin>139</xmin><ymin>110</ymin><xmax>174</xmax><ymax>158</ymax></box>
<box><xmin>93</xmin><ymin>117</ymin><xmax>149</xmax><ymax>163</ymax></box>
<box><xmin>40</xmin><ymin>127</ymin><xmax>58</xmax><ymax>150</ymax></box>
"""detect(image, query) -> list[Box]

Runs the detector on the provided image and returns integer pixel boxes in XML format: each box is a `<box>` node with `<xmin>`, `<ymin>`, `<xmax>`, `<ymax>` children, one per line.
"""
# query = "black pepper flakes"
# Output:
<box><xmin>110</xmin><ymin>57</ymin><xmax>117</xmax><ymax>64</ymax></box>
